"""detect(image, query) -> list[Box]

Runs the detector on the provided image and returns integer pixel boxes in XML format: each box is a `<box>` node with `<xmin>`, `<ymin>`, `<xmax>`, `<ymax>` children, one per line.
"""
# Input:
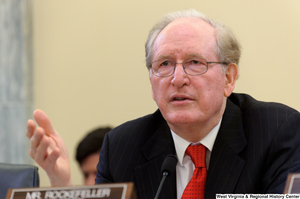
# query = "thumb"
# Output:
<box><xmin>33</xmin><ymin>109</ymin><xmax>58</xmax><ymax>137</ymax></box>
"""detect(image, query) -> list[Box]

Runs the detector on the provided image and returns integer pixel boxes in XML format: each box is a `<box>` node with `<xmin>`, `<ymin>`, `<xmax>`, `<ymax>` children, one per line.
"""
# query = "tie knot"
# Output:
<box><xmin>185</xmin><ymin>144</ymin><xmax>206</xmax><ymax>168</ymax></box>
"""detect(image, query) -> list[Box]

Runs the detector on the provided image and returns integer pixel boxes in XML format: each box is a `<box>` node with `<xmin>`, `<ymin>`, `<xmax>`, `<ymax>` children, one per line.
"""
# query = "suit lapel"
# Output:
<box><xmin>205</xmin><ymin>98</ymin><xmax>247</xmax><ymax>197</ymax></box>
<box><xmin>134</xmin><ymin>111</ymin><xmax>177</xmax><ymax>199</ymax></box>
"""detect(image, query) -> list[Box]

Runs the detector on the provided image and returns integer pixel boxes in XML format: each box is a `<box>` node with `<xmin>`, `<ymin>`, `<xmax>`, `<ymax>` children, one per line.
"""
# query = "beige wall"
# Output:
<box><xmin>32</xmin><ymin>0</ymin><xmax>300</xmax><ymax>187</ymax></box>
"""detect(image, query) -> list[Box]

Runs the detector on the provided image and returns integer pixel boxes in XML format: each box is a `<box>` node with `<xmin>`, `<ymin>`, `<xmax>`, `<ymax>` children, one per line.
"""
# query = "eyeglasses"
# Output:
<box><xmin>150</xmin><ymin>58</ymin><xmax>227</xmax><ymax>77</ymax></box>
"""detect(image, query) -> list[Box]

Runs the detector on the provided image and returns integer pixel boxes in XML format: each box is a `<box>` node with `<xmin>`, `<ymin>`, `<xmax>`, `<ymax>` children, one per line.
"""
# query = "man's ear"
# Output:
<box><xmin>224</xmin><ymin>63</ymin><xmax>238</xmax><ymax>97</ymax></box>
<box><xmin>149</xmin><ymin>70</ymin><xmax>155</xmax><ymax>100</ymax></box>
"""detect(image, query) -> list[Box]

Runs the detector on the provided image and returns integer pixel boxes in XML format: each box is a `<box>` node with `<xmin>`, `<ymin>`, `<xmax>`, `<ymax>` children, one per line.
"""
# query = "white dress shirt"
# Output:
<box><xmin>171</xmin><ymin>118</ymin><xmax>222</xmax><ymax>199</ymax></box>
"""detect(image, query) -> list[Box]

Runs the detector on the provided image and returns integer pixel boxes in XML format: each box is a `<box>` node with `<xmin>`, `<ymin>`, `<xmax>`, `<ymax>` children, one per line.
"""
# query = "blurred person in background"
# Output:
<box><xmin>75</xmin><ymin>127</ymin><xmax>112</xmax><ymax>185</ymax></box>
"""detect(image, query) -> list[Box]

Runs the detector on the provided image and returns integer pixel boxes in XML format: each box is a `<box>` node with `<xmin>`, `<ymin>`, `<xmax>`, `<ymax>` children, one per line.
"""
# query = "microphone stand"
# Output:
<box><xmin>154</xmin><ymin>172</ymin><xmax>168</xmax><ymax>199</ymax></box>
<box><xmin>154</xmin><ymin>154</ymin><xmax>177</xmax><ymax>199</ymax></box>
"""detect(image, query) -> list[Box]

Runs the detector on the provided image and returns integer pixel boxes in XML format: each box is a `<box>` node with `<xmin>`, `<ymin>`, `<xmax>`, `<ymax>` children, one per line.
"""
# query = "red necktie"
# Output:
<box><xmin>181</xmin><ymin>144</ymin><xmax>207</xmax><ymax>199</ymax></box>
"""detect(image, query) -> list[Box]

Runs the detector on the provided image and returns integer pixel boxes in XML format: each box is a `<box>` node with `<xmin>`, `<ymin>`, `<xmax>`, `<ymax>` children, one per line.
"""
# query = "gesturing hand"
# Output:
<box><xmin>26</xmin><ymin>109</ymin><xmax>72</xmax><ymax>187</ymax></box>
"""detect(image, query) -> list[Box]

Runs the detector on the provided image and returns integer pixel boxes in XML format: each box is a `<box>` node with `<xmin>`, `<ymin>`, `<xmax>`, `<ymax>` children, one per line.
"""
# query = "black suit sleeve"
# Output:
<box><xmin>263</xmin><ymin>111</ymin><xmax>300</xmax><ymax>193</ymax></box>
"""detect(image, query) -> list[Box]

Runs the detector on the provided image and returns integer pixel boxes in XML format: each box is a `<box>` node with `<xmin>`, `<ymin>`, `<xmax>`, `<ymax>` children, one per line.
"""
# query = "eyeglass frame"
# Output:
<box><xmin>150</xmin><ymin>57</ymin><xmax>228</xmax><ymax>77</ymax></box>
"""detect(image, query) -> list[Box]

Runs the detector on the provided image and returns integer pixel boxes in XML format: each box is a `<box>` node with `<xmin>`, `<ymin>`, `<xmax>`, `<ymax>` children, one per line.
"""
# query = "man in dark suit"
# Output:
<box><xmin>96</xmin><ymin>93</ymin><xmax>300</xmax><ymax>198</ymax></box>
<box><xmin>27</xmin><ymin>9</ymin><xmax>300</xmax><ymax>198</ymax></box>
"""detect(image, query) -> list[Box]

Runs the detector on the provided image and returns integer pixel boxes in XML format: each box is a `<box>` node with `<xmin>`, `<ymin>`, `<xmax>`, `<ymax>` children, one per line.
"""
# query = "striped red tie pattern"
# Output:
<box><xmin>181</xmin><ymin>144</ymin><xmax>207</xmax><ymax>199</ymax></box>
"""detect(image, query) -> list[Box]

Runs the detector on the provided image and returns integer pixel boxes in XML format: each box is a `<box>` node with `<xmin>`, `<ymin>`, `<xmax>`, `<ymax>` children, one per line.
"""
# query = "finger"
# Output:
<box><xmin>44</xmin><ymin>148</ymin><xmax>60</xmax><ymax>170</ymax></box>
<box><xmin>26</xmin><ymin>119</ymin><xmax>36</xmax><ymax>138</ymax></box>
<box><xmin>33</xmin><ymin>109</ymin><xmax>58</xmax><ymax>137</ymax></box>
<box><xmin>35</xmin><ymin>135</ymin><xmax>51</xmax><ymax>164</ymax></box>
<box><xmin>29</xmin><ymin>127</ymin><xmax>45</xmax><ymax>157</ymax></box>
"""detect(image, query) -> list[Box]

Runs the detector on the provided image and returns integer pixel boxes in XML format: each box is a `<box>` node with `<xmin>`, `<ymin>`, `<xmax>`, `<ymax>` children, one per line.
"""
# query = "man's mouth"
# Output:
<box><xmin>173</xmin><ymin>97</ymin><xmax>188</xmax><ymax>101</ymax></box>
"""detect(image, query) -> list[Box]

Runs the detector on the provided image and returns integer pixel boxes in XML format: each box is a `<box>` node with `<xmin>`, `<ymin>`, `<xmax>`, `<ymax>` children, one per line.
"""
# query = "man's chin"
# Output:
<box><xmin>164</xmin><ymin>111</ymin><xmax>201</xmax><ymax>125</ymax></box>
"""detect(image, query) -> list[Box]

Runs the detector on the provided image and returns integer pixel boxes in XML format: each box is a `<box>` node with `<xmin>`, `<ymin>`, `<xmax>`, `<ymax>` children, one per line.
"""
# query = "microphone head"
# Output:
<box><xmin>161</xmin><ymin>154</ymin><xmax>178</xmax><ymax>176</ymax></box>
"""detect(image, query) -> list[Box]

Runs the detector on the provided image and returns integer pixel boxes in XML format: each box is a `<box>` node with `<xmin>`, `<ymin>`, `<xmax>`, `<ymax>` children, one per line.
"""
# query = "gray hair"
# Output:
<box><xmin>145</xmin><ymin>9</ymin><xmax>241</xmax><ymax>70</ymax></box>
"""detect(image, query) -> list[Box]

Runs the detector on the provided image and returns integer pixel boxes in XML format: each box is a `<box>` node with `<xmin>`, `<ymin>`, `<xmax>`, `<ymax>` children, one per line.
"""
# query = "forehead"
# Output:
<box><xmin>153</xmin><ymin>18</ymin><xmax>217</xmax><ymax>60</ymax></box>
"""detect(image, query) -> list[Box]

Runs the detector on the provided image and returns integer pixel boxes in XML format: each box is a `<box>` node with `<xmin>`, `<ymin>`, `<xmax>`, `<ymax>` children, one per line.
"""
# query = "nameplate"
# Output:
<box><xmin>284</xmin><ymin>173</ymin><xmax>300</xmax><ymax>194</ymax></box>
<box><xmin>6</xmin><ymin>183</ymin><xmax>137</xmax><ymax>199</ymax></box>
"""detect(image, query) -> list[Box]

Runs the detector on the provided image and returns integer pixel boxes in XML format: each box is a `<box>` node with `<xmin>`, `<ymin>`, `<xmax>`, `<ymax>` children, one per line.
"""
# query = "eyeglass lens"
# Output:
<box><xmin>151</xmin><ymin>58</ymin><xmax>208</xmax><ymax>77</ymax></box>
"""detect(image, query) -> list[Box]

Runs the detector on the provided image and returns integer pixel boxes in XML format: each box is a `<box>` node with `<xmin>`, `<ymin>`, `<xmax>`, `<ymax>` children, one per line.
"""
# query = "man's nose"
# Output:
<box><xmin>85</xmin><ymin>173</ymin><xmax>97</xmax><ymax>185</ymax></box>
<box><xmin>171</xmin><ymin>64</ymin><xmax>190</xmax><ymax>87</ymax></box>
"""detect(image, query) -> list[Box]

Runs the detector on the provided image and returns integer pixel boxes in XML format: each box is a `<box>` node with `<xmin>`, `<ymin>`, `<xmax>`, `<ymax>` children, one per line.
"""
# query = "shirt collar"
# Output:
<box><xmin>171</xmin><ymin>118</ymin><xmax>222</xmax><ymax>166</ymax></box>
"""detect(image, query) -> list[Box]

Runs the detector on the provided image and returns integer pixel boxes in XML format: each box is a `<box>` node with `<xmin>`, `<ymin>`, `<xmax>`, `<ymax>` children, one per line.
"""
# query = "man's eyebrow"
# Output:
<box><xmin>186</xmin><ymin>53</ymin><xmax>205</xmax><ymax>59</ymax></box>
<box><xmin>154</xmin><ymin>53</ymin><xmax>205</xmax><ymax>61</ymax></box>
<box><xmin>153</xmin><ymin>55</ymin><xmax>174</xmax><ymax>62</ymax></box>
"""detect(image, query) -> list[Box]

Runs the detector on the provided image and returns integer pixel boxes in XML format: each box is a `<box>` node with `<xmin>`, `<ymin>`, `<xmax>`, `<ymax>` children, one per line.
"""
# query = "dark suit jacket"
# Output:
<box><xmin>96</xmin><ymin>93</ymin><xmax>300</xmax><ymax>198</ymax></box>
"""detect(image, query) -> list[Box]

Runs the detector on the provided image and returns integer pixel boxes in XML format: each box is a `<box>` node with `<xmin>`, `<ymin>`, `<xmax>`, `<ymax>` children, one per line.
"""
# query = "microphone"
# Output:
<box><xmin>154</xmin><ymin>154</ymin><xmax>178</xmax><ymax>199</ymax></box>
